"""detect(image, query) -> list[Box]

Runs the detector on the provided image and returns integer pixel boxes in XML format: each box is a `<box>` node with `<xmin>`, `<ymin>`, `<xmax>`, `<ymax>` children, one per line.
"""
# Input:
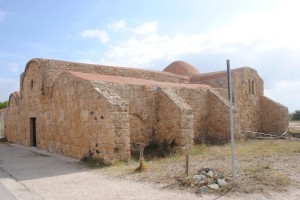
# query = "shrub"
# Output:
<box><xmin>141</xmin><ymin>138</ymin><xmax>177</xmax><ymax>159</ymax></box>
<box><xmin>0</xmin><ymin>101</ymin><xmax>8</xmax><ymax>109</ymax></box>
<box><xmin>291</xmin><ymin>110</ymin><xmax>300</xmax><ymax>120</ymax></box>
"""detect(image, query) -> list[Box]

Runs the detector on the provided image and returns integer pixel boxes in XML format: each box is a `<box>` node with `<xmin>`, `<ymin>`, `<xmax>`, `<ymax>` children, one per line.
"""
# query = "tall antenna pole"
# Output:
<box><xmin>227</xmin><ymin>59</ymin><xmax>237</xmax><ymax>184</ymax></box>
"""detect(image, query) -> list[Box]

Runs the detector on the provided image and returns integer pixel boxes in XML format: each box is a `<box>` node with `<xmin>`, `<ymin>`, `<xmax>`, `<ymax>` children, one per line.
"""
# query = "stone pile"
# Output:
<box><xmin>194</xmin><ymin>167</ymin><xmax>229</xmax><ymax>193</ymax></box>
<box><xmin>178</xmin><ymin>167</ymin><xmax>229</xmax><ymax>194</ymax></box>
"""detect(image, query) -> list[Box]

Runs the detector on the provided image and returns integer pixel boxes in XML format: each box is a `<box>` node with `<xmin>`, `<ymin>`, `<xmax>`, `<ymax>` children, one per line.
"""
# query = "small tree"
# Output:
<box><xmin>0</xmin><ymin>101</ymin><xmax>8</xmax><ymax>109</ymax></box>
<box><xmin>292</xmin><ymin>110</ymin><xmax>300</xmax><ymax>120</ymax></box>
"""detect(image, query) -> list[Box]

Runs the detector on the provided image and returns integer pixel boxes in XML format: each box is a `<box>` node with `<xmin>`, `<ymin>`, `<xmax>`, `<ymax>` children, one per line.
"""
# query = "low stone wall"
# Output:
<box><xmin>0</xmin><ymin>109</ymin><xmax>6</xmax><ymax>137</ymax></box>
<box><xmin>260</xmin><ymin>96</ymin><xmax>289</xmax><ymax>135</ymax></box>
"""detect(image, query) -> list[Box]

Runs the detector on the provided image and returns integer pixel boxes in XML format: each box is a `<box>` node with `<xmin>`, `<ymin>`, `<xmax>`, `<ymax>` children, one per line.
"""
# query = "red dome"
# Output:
<box><xmin>163</xmin><ymin>61</ymin><xmax>199</xmax><ymax>77</ymax></box>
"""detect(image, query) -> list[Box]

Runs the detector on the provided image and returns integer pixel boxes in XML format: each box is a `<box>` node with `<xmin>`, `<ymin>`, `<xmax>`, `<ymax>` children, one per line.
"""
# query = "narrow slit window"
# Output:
<box><xmin>252</xmin><ymin>80</ymin><xmax>255</xmax><ymax>95</ymax></box>
<box><xmin>30</xmin><ymin>79</ymin><xmax>33</xmax><ymax>90</ymax></box>
<box><xmin>248</xmin><ymin>79</ymin><xmax>251</xmax><ymax>94</ymax></box>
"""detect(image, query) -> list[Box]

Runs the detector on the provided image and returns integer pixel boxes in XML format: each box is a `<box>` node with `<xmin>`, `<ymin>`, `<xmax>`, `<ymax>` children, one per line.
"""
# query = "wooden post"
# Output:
<box><xmin>185</xmin><ymin>154</ymin><xmax>189</xmax><ymax>176</ymax></box>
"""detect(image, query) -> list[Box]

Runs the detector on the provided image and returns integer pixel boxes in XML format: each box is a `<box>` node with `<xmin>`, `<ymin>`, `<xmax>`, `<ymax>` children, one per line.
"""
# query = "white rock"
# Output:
<box><xmin>207</xmin><ymin>170</ymin><xmax>214</xmax><ymax>178</ymax></box>
<box><xmin>199</xmin><ymin>167</ymin><xmax>211</xmax><ymax>173</ymax></box>
<box><xmin>193</xmin><ymin>175</ymin><xmax>204</xmax><ymax>183</ymax></box>
<box><xmin>208</xmin><ymin>184</ymin><xmax>219</xmax><ymax>190</ymax></box>
<box><xmin>217</xmin><ymin>178</ymin><xmax>228</xmax><ymax>187</ymax></box>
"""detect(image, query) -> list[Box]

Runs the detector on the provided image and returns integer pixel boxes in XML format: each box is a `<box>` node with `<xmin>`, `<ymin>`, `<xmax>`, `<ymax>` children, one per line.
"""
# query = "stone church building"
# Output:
<box><xmin>4</xmin><ymin>58</ymin><xmax>288</xmax><ymax>163</ymax></box>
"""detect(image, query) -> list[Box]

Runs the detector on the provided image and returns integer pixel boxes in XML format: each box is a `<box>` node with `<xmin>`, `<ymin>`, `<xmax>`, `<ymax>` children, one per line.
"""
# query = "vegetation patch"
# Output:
<box><xmin>102</xmin><ymin>140</ymin><xmax>300</xmax><ymax>195</ymax></box>
<box><xmin>0</xmin><ymin>101</ymin><xmax>8</xmax><ymax>109</ymax></box>
<box><xmin>0</xmin><ymin>137</ymin><xmax>8</xmax><ymax>142</ymax></box>
<box><xmin>290</xmin><ymin>110</ymin><xmax>300</xmax><ymax>120</ymax></box>
<box><xmin>81</xmin><ymin>156</ymin><xmax>108</xmax><ymax>168</ymax></box>
<box><xmin>135</xmin><ymin>159</ymin><xmax>148</xmax><ymax>172</ymax></box>
<box><xmin>132</xmin><ymin>138</ymin><xmax>178</xmax><ymax>159</ymax></box>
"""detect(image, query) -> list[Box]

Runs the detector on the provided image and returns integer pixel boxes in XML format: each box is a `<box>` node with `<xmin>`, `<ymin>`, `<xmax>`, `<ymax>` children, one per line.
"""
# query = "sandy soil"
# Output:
<box><xmin>289</xmin><ymin>121</ymin><xmax>300</xmax><ymax>128</ymax></box>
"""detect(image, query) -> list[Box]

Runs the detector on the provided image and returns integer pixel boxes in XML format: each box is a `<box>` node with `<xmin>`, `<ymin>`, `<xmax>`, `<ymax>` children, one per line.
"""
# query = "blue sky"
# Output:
<box><xmin>0</xmin><ymin>0</ymin><xmax>299</xmax><ymax>112</ymax></box>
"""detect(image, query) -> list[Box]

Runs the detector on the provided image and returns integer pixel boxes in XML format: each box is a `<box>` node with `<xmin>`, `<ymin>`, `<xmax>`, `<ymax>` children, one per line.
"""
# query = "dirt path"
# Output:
<box><xmin>1</xmin><ymin>142</ymin><xmax>299</xmax><ymax>200</ymax></box>
<box><xmin>0</xmin><ymin>143</ymin><xmax>210</xmax><ymax>200</ymax></box>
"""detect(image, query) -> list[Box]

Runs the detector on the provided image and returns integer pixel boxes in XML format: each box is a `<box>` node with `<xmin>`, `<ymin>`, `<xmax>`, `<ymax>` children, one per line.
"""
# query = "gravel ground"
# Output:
<box><xmin>0</xmin><ymin>142</ymin><xmax>209</xmax><ymax>200</ymax></box>
<box><xmin>1</xmin><ymin>135</ymin><xmax>300</xmax><ymax>200</ymax></box>
<box><xmin>101</xmin><ymin>140</ymin><xmax>300</xmax><ymax>200</ymax></box>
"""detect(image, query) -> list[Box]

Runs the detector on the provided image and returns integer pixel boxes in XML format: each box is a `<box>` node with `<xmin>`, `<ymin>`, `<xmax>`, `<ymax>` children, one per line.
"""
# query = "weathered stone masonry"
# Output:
<box><xmin>0</xmin><ymin>109</ymin><xmax>5</xmax><ymax>137</ymax></box>
<box><xmin>4</xmin><ymin>59</ymin><xmax>289</xmax><ymax>163</ymax></box>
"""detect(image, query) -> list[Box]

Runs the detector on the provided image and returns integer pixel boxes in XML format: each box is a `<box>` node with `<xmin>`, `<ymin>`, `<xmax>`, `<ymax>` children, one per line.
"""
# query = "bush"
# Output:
<box><xmin>138</xmin><ymin>138</ymin><xmax>177</xmax><ymax>159</ymax></box>
<box><xmin>291</xmin><ymin>110</ymin><xmax>300</xmax><ymax>120</ymax></box>
<box><xmin>0</xmin><ymin>101</ymin><xmax>8</xmax><ymax>109</ymax></box>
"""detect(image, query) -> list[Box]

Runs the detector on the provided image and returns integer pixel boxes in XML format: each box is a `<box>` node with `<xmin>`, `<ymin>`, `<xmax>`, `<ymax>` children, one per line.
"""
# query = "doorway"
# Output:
<box><xmin>30</xmin><ymin>118</ymin><xmax>37</xmax><ymax>147</ymax></box>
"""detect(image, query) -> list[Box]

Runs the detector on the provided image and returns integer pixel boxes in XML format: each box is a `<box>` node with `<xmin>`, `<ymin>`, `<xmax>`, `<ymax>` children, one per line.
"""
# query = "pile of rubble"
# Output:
<box><xmin>178</xmin><ymin>167</ymin><xmax>230</xmax><ymax>193</ymax></box>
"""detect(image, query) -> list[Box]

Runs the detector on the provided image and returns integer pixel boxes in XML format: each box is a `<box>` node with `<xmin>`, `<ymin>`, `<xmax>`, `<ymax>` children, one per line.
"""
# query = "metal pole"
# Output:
<box><xmin>227</xmin><ymin>59</ymin><xmax>237</xmax><ymax>184</ymax></box>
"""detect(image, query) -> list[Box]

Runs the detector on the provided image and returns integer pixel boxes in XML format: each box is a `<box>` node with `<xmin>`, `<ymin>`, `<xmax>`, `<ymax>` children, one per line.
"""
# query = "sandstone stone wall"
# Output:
<box><xmin>93</xmin><ymin>81</ymin><xmax>207</xmax><ymax>154</ymax></box>
<box><xmin>189</xmin><ymin>67</ymin><xmax>271</xmax><ymax>135</ymax></box>
<box><xmin>21</xmin><ymin>59</ymin><xmax>189</xmax><ymax>98</ymax></box>
<box><xmin>38</xmin><ymin>72</ymin><xmax>83</xmax><ymax>158</ymax></box>
<box><xmin>0</xmin><ymin>109</ymin><xmax>6</xmax><ymax>137</ymax></box>
<box><xmin>5</xmin><ymin>92</ymin><xmax>22</xmax><ymax>144</ymax></box>
<box><xmin>157</xmin><ymin>88</ymin><xmax>194</xmax><ymax>150</ymax></box>
<box><xmin>173</xmin><ymin>87</ymin><xmax>209</xmax><ymax>143</ymax></box>
<box><xmin>231</xmin><ymin>69</ymin><xmax>263</xmax><ymax>133</ymax></box>
<box><xmin>260</xmin><ymin>96</ymin><xmax>289</xmax><ymax>135</ymax></box>
<box><xmin>107</xmin><ymin>83</ymin><xmax>158</xmax><ymax>151</ymax></box>
<box><xmin>4</xmin><ymin>58</ymin><xmax>289</xmax><ymax>162</ymax></box>
<box><xmin>42</xmin><ymin>72</ymin><xmax>131</xmax><ymax>163</ymax></box>
<box><xmin>191</xmin><ymin>74</ymin><xmax>228</xmax><ymax>88</ymax></box>
<box><xmin>206</xmin><ymin>89</ymin><xmax>232</xmax><ymax>143</ymax></box>
<box><xmin>6</xmin><ymin>61</ymin><xmax>44</xmax><ymax>146</ymax></box>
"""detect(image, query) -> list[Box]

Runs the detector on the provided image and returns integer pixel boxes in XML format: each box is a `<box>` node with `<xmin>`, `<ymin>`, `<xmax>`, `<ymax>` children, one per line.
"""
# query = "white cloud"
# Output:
<box><xmin>133</xmin><ymin>21</ymin><xmax>158</xmax><ymax>35</ymax></box>
<box><xmin>0</xmin><ymin>10</ymin><xmax>7</xmax><ymax>22</ymax></box>
<box><xmin>77</xmin><ymin>4</ymin><xmax>300</xmax><ymax>111</ymax></box>
<box><xmin>100</xmin><ymin>32</ymin><xmax>209</xmax><ymax>67</ymax></box>
<box><xmin>97</xmin><ymin>15</ymin><xmax>300</xmax><ymax>112</ymax></box>
<box><xmin>97</xmin><ymin>1</ymin><xmax>300</xmax><ymax>68</ymax></box>
<box><xmin>199</xmin><ymin>2</ymin><xmax>300</xmax><ymax>52</ymax></box>
<box><xmin>75</xmin><ymin>59</ymin><xmax>97</xmax><ymax>64</ymax></box>
<box><xmin>0</xmin><ymin>78</ymin><xmax>19</xmax><ymax>101</ymax></box>
<box><xmin>107</xmin><ymin>20</ymin><xmax>126</xmax><ymax>31</ymax></box>
<box><xmin>265</xmin><ymin>80</ymin><xmax>300</xmax><ymax>112</ymax></box>
<box><xmin>8</xmin><ymin>63</ymin><xmax>20</xmax><ymax>72</ymax></box>
<box><xmin>81</xmin><ymin>29</ymin><xmax>109</xmax><ymax>44</ymax></box>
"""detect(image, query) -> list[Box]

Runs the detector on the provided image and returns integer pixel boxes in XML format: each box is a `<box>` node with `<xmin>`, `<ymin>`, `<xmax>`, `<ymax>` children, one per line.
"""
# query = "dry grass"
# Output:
<box><xmin>289</xmin><ymin>120</ymin><xmax>300</xmax><ymax>136</ymax></box>
<box><xmin>101</xmin><ymin>140</ymin><xmax>300</xmax><ymax>194</ymax></box>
